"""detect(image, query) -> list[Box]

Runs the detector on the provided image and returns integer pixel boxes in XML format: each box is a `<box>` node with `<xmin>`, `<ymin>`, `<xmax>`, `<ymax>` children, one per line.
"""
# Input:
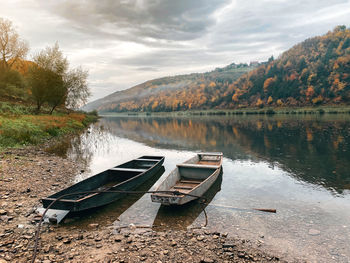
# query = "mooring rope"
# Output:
<box><xmin>31</xmin><ymin>189</ymin><xmax>207</xmax><ymax>263</ymax></box>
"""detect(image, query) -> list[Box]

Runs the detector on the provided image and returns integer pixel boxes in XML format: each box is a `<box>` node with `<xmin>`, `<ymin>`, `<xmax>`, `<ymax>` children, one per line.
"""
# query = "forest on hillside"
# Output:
<box><xmin>98</xmin><ymin>26</ymin><xmax>350</xmax><ymax>113</ymax></box>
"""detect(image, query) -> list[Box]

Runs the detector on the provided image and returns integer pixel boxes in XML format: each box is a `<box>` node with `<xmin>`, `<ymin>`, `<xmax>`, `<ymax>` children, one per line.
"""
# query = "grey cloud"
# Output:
<box><xmin>2</xmin><ymin>0</ymin><xmax>350</xmax><ymax>103</ymax></box>
<box><xmin>38</xmin><ymin>0</ymin><xmax>230</xmax><ymax>42</ymax></box>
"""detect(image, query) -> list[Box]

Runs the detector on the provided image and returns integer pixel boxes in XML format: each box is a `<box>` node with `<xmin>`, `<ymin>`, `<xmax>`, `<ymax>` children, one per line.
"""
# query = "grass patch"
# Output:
<box><xmin>0</xmin><ymin>111</ymin><xmax>98</xmax><ymax>150</ymax></box>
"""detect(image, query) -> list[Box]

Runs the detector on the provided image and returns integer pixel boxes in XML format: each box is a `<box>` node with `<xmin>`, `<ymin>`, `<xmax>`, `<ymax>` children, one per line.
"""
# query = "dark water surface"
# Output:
<box><xmin>48</xmin><ymin>115</ymin><xmax>350</xmax><ymax>262</ymax></box>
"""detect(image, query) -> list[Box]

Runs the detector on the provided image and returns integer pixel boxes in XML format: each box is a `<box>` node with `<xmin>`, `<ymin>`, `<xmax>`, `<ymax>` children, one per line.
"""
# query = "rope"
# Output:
<box><xmin>31</xmin><ymin>189</ymin><xmax>207</xmax><ymax>263</ymax></box>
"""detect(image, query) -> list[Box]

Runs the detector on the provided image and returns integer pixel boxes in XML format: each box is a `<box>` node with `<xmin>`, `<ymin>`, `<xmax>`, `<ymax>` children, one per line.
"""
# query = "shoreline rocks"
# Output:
<box><xmin>0</xmin><ymin>147</ymin><xmax>292</xmax><ymax>262</ymax></box>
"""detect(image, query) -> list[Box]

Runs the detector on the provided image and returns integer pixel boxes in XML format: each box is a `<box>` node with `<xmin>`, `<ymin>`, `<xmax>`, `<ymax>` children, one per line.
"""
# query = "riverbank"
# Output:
<box><xmin>99</xmin><ymin>105</ymin><xmax>350</xmax><ymax>118</ymax></box>
<box><xmin>0</xmin><ymin>147</ymin><xmax>297</xmax><ymax>262</ymax></box>
<box><xmin>0</xmin><ymin>101</ymin><xmax>98</xmax><ymax>149</ymax></box>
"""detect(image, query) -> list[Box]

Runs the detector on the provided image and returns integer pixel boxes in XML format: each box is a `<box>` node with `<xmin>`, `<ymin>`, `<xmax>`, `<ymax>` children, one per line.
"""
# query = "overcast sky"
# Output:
<box><xmin>1</xmin><ymin>0</ymin><xmax>350</xmax><ymax>102</ymax></box>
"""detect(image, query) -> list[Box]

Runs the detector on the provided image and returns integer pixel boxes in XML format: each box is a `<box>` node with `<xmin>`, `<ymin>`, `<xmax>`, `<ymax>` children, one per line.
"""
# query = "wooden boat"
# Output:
<box><xmin>42</xmin><ymin>156</ymin><xmax>164</xmax><ymax>212</ymax></box>
<box><xmin>152</xmin><ymin>171</ymin><xmax>222</xmax><ymax>230</ymax></box>
<box><xmin>151</xmin><ymin>152</ymin><xmax>223</xmax><ymax>205</ymax></box>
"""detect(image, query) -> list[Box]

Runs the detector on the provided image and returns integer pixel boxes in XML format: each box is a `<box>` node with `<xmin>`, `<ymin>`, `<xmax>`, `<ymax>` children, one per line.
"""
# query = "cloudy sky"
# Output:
<box><xmin>1</xmin><ymin>0</ymin><xmax>349</xmax><ymax>102</ymax></box>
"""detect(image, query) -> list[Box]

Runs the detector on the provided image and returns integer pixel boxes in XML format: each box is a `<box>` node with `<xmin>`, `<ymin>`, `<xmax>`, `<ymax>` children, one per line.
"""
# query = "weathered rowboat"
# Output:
<box><xmin>151</xmin><ymin>152</ymin><xmax>223</xmax><ymax>205</ymax></box>
<box><xmin>42</xmin><ymin>156</ymin><xmax>164</xmax><ymax>212</ymax></box>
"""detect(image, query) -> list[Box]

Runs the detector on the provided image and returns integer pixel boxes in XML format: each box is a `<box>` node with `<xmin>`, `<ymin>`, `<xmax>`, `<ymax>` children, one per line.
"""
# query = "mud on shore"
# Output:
<box><xmin>0</xmin><ymin>147</ymin><xmax>297</xmax><ymax>262</ymax></box>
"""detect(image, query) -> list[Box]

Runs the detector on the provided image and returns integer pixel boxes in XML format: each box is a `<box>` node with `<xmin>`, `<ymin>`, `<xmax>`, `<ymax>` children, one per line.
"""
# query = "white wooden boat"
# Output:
<box><xmin>151</xmin><ymin>152</ymin><xmax>223</xmax><ymax>205</ymax></box>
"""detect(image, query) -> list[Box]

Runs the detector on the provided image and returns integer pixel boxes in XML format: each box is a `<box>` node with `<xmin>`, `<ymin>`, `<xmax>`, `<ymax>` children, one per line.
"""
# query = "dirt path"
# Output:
<box><xmin>0</xmin><ymin>148</ymin><xmax>299</xmax><ymax>262</ymax></box>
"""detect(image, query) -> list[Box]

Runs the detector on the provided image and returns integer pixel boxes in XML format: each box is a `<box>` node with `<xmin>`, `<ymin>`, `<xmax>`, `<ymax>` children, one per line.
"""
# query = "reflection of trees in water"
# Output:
<box><xmin>101</xmin><ymin>116</ymin><xmax>350</xmax><ymax>194</ymax></box>
<box><xmin>45</xmin><ymin>123</ymin><xmax>117</xmax><ymax>173</ymax></box>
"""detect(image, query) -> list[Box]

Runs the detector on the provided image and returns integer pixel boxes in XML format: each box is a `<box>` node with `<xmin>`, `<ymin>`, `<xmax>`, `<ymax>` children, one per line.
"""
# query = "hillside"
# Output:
<box><xmin>85</xmin><ymin>25</ymin><xmax>350</xmax><ymax>113</ymax></box>
<box><xmin>215</xmin><ymin>25</ymin><xmax>350</xmax><ymax>108</ymax></box>
<box><xmin>83</xmin><ymin>63</ymin><xmax>257</xmax><ymax>112</ymax></box>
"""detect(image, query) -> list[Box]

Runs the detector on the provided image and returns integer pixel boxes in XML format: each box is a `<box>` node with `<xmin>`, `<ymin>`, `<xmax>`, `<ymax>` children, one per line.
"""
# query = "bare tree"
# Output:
<box><xmin>33</xmin><ymin>42</ymin><xmax>68</xmax><ymax>75</ymax></box>
<box><xmin>65</xmin><ymin>66</ymin><xmax>90</xmax><ymax>109</ymax></box>
<box><xmin>0</xmin><ymin>17</ymin><xmax>29</xmax><ymax>70</ymax></box>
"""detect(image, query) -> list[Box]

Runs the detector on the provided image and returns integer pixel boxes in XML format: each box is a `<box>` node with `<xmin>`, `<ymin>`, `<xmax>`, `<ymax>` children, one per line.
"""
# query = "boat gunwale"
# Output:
<box><xmin>152</xmin><ymin>153</ymin><xmax>223</xmax><ymax>201</ymax></box>
<box><xmin>43</xmin><ymin>156</ymin><xmax>165</xmax><ymax>203</ymax></box>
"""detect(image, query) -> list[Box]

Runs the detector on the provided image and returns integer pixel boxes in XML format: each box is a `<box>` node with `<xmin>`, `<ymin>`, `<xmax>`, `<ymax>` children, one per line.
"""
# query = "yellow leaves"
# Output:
<box><xmin>151</xmin><ymin>101</ymin><xmax>158</xmax><ymax>110</ymax></box>
<box><xmin>232</xmin><ymin>93</ymin><xmax>239</xmax><ymax>102</ymax></box>
<box><xmin>256</xmin><ymin>98</ymin><xmax>263</xmax><ymax>107</ymax></box>
<box><xmin>209</xmin><ymin>82</ymin><xmax>216</xmax><ymax>88</ymax></box>
<box><xmin>305</xmin><ymin>86</ymin><xmax>315</xmax><ymax>97</ymax></box>
<box><xmin>263</xmin><ymin>77</ymin><xmax>275</xmax><ymax>93</ymax></box>
<box><xmin>276</xmin><ymin>99</ymin><xmax>283</xmax><ymax>106</ymax></box>
<box><xmin>312</xmin><ymin>95</ymin><xmax>323</xmax><ymax>105</ymax></box>
<box><xmin>267</xmin><ymin>96</ymin><xmax>273</xmax><ymax>104</ymax></box>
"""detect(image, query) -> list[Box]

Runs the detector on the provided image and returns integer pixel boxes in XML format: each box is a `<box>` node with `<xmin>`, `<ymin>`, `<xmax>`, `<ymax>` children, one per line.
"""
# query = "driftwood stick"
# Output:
<box><xmin>253</xmin><ymin>208</ymin><xmax>276</xmax><ymax>213</ymax></box>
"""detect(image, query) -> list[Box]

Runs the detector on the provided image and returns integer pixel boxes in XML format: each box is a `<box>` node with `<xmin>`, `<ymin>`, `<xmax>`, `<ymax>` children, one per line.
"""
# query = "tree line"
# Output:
<box><xmin>100</xmin><ymin>25</ymin><xmax>350</xmax><ymax>113</ymax></box>
<box><xmin>0</xmin><ymin>17</ymin><xmax>90</xmax><ymax>113</ymax></box>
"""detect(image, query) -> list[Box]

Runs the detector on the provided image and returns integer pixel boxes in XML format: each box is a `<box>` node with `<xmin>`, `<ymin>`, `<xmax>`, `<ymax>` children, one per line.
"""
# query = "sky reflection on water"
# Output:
<box><xmin>47</xmin><ymin>115</ymin><xmax>350</xmax><ymax>262</ymax></box>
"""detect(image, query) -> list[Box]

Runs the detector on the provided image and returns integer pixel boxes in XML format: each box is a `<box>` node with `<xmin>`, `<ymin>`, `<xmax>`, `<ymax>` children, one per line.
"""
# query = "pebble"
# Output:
<box><xmin>197</xmin><ymin>235</ymin><xmax>205</xmax><ymax>241</ymax></box>
<box><xmin>201</xmin><ymin>258</ymin><xmax>214</xmax><ymax>263</ymax></box>
<box><xmin>308</xmin><ymin>229</ymin><xmax>321</xmax><ymax>236</ymax></box>
<box><xmin>0</xmin><ymin>210</ymin><xmax>7</xmax><ymax>215</ymax></box>
<box><xmin>0</xmin><ymin>148</ymin><xmax>285</xmax><ymax>263</ymax></box>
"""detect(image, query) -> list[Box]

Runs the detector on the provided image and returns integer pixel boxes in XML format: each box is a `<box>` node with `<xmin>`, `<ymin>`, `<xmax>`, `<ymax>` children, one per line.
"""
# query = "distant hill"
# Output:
<box><xmin>85</xmin><ymin>25</ymin><xmax>350</xmax><ymax>112</ymax></box>
<box><xmin>217</xmin><ymin>25</ymin><xmax>350</xmax><ymax>108</ymax></box>
<box><xmin>83</xmin><ymin>63</ymin><xmax>258</xmax><ymax>112</ymax></box>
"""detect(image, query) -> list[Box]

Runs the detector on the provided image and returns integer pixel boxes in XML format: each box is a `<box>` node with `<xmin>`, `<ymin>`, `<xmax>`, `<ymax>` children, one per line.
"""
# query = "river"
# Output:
<box><xmin>46</xmin><ymin>114</ymin><xmax>350</xmax><ymax>262</ymax></box>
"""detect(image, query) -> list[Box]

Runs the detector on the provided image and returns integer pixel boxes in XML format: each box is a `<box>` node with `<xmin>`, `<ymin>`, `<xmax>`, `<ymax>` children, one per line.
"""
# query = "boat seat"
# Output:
<box><xmin>180</xmin><ymin>179</ymin><xmax>201</xmax><ymax>184</ymax></box>
<box><xmin>109</xmin><ymin>168</ymin><xmax>148</xmax><ymax>173</ymax></box>
<box><xmin>136</xmin><ymin>158</ymin><xmax>158</xmax><ymax>162</ymax></box>
<box><xmin>198</xmin><ymin>152</ymin><xmax>223</xmax><ymax>156</ymax></box>
<box><xmin>177</xmin><ymin>163</ymin><xmax>219</xmax><ymax>169</ymax></box>
<box><xmin>173</xmin><ymin>185</ymin><xmax>193</xmax><ymax>190</ymax></box>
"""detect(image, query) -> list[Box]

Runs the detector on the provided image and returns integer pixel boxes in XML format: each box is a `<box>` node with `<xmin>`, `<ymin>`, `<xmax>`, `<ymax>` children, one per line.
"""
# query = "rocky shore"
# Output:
<box><xmin>0</xmin><ymin>147</ymin><xmax>292</xmax><ymax>262</ymax></box>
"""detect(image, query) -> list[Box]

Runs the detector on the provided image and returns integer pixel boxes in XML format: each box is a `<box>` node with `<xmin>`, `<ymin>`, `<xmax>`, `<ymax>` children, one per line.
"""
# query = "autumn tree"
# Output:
<box><xmin>28</xmin><ymin>66</ymin><xmax>63</xmax><ymax>112</ymax></box>
<box><xmin>0</xmin><ymin>17</ymin><xmax>29</xmax><ymax>70</ymax></box>
<box><xmin>0</xmin><ymin>18</ymin><xmax>28</xmax><ymax>98</ymax></box>
<box><xmin>65</xmin><ymin>67</ymin><xmax>90</xmax><ymax>109</ymax></box>
<box><xmin>28</xmin><ymin>43</ymin><xmax>90</xmax><ymax>113</ymax></box>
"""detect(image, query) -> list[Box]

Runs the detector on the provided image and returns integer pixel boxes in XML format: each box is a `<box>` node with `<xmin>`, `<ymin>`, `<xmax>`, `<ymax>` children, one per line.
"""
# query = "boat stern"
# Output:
<box><xmin>151</xmin><ymin>193</ymin><xmax>183</xmax><ymax>205</ymax></box>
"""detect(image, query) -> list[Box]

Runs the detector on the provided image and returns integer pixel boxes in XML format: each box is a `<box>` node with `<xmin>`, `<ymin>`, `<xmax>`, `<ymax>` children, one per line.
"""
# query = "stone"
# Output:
<box><xmin>0</xmin><ymin>210</ymin><xmax>7</xmax><ymax>215</ymax></box>
<box><xmin>63</xmin><ymin>238</ymin><xmax>71</xmax><ymax>244</ymax></box>
<box><xmin>308</xmin><ymin>229</ymin><xmax>321</xmax><ymax>236</ymax></box>
<box><xmin>88</xmin><ymin>223</ymin><xmax>99</xmax><ymax>228</ymax></box>
<box><xmin>201</xmin><ymin>258</ymin><xmax>214</xmax><ymax>263</ymax></box>
<box><xmin>197</xmin><ymin>235</ymin><xmax>205</xmax><ymax>241</ymax></box>
<box><xmin>222</xmin><ymin>243</ymin><xmax>235</xmax><ymax>248</ymax></box>
<box><xmin>114</xmin><ymin>235</ymin><xmax>123</xmax><ymax>242</ymax></box>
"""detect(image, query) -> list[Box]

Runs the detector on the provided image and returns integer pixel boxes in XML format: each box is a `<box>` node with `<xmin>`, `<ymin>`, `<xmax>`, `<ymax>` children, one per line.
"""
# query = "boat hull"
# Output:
<box><xmin>42</xmin><ymin>156</ymin><xmax>164</xmax><ymax>212</ymax></box>
<box><xmin>151</xmin><ymin>152</ymin><xmax>223</xmax><ymax>205</ymax></box>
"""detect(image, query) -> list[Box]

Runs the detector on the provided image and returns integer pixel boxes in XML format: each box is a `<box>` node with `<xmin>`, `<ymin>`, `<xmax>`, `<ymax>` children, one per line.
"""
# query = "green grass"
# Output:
<box><xmin>0</xmin><ymin>102</ymin><xmax>99</xmax><ymax>150</ymax></box>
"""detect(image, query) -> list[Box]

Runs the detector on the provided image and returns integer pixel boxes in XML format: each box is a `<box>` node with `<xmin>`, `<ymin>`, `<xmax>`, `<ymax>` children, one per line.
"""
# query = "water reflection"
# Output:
<box><xmin>100</xmin><ymin>115</ymin><xmax>350</xmax><ymax>194</ymax></box>
<box><xmin>153</xmin><ymin>171</ymin><xmax>222</xmax><ymax>231</ymax></box>
<box><xmin>44</xmin><ymin>115</ymin><xmax>350</xmax><ymax>262</ymax></box>
<box><xmin>62</xmin><ymin>167</ymin><xmax>165</xmax><ymax>228</ymax></box>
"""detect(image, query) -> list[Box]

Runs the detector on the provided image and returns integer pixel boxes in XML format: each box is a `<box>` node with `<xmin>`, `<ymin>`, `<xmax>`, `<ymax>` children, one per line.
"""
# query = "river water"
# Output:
<box><xmin>47</xmin><ymin>114</ymin><xmax>350</xmax><ymax>262</ymax></box>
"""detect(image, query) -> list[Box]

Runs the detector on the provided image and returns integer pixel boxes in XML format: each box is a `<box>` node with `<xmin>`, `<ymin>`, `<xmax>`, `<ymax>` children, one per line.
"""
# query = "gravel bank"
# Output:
<box><xmin>0</xmin><ymin>148</ymin><xmax>297</xmax><ymax>262</ymax></box>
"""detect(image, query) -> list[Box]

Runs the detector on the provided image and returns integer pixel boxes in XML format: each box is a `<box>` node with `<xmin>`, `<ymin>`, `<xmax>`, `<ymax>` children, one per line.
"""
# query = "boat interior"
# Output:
<box><xmin>165</xmin><ymin>154</ymin><xmax>222</xmax><ymax>194</ymax></box>
<box><xmin>47</xmin><ymin>156</ymin><xmax>163</xmax><ymax>201</ymax></box>
<box><xmin>196</xmin><ymin>154</ymin><xmax>222</xmax><ymax>165</ymax></box>
<box><xmin>169</xmin><ymin>166</ymin><xmax>217</xmax><ymax>194</ymax></box>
